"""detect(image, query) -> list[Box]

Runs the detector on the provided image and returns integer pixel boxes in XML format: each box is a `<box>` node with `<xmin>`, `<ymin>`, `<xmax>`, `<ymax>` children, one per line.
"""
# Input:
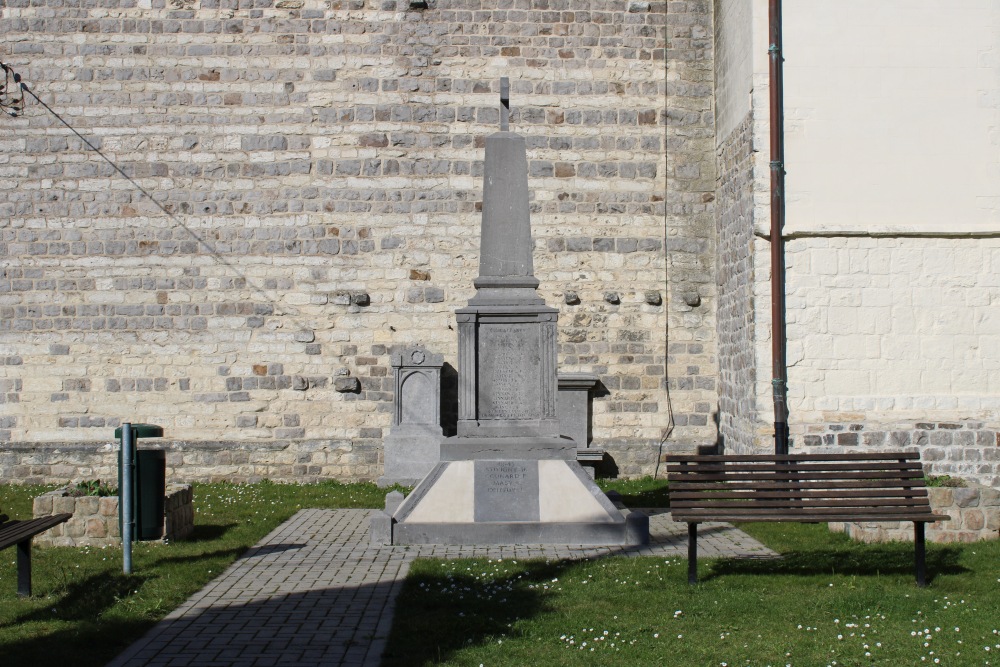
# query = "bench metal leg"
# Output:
<box><xmin>915</xmin><ymin>522</ymin><xmax>927</xmax><ymax>588</ymax></box>
<box><xmin>688</xmin><ymin>522</ymin><xmax>698</xmax><ymax>584</ymax></box>
<box><xmin>16</xmin><ymin>539</ymin><xmax>32</xmax><ymax>598</ymax></box>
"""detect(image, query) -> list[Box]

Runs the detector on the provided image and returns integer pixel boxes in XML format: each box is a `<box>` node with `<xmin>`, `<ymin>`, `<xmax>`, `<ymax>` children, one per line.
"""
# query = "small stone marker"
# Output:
<box><xmin>557</xmin><ymin>372</ymin><xmax>605</xmax><ymax>477</ymax></box>
<box><xmin>377</xmin><ymin>347</ymin><xmax>444</xmax><ymax>487</ymax></box>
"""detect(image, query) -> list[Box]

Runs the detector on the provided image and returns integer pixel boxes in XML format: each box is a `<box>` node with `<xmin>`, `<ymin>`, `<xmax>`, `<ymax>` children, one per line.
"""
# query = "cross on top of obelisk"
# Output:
<box><xmin>500</xmin><ymin>77</ymin><xmax>510</xmax><ymax>131</ymax></box>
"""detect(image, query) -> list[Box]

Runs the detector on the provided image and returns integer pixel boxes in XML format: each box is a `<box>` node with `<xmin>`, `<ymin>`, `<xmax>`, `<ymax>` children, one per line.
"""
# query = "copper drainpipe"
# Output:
<box><xmin>769</xmin><ymin>0</ymin><xmax>790</xmax><ymax>455</ymax></box>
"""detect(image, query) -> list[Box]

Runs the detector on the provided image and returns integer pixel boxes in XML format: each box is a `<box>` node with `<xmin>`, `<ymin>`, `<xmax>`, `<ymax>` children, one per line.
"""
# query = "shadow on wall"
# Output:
<box><xmin>440</xmin><ymin>362</ymin><xmax>458</xmax><ymax>437</ymax></box>
<box><xmin>713</xmin><ymin>410</ymin><xmax>725</xmax><ymax>454</ymax></box>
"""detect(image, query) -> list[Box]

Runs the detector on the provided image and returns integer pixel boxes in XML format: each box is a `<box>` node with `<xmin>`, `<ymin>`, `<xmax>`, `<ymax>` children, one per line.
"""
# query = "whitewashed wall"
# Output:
<box><xmin>714</xmin><ymin>0</ymin><xmax>753</xmax><ymax>141</ymax></box>
<box><xmin>782</xmin><ymin>0</ymin><xmax>1000</xmax><ymax>234</ymax></box>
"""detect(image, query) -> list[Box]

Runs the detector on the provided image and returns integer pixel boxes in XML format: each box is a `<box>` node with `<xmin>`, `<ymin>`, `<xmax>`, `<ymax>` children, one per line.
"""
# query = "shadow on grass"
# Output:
<box><xmin>706</xmin><ymin>545</ymin><xmax>966</xmax><ymax>584</ymax></box>
<box><xmin>597</xmin><ymin>479</ymin><xmax>671</xmax><ymax>509</ymax></box>
<box><xmin>609</xmin><ymin>488</ymin><xmax>671</xmax><ymax>508</ymax></box>
<box><xmin>1</xmin><ymin>616</ymin><xmax>154</xmax><ymax>667</ymax></box>
<box><xmin>147</xmin><ymin>545</ymin><xmax>248</xmax><ymax>568</ymax></box>
<box><xmin>5</xmin><ymin>571</ymin><xmax>148</xmax><ymax>627</ymax></box>
<box><xmin>381</xmin><ymin>559</ymin><xmax>571</xmax><ymax>667</ymax></box>
<box><xmin>185</xmin><ymin>523</ymin><xmax>237</xmax><ymax>542</ymax></box>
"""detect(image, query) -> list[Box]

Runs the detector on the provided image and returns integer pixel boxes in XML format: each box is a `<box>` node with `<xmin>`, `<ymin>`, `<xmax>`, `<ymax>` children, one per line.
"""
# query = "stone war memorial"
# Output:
<box><xmin>373</xmin><ymin>80</ymin><xmax>648</xmax><ymax>546</ymax></box>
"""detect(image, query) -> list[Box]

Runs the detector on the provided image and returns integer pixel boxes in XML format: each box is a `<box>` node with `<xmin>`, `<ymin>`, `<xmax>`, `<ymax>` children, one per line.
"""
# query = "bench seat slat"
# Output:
<box><xmin>668</xmin><ymin>471</ymin><xmax>924</xmax><ymax>483</ymax></box>
<box><xmin>674</xmin><ymin>512</ymin><xmax>951</xmax><ymax>523</ymax></box>
<box><xmin>670</xmin><ymin>480</ymin><xmax>928</xmax><ymax>491</ymax></box>
<box><xmin>671</xmin><ymin>489</ymin><xmax>928</xmax><ymax>500</ymax></box>
<box><xmin>666</xmin><ymin>453</ymin><xmax>920</xmax><ymax>463</ymax></box>
<box><xmin>668</xmin><ymin>462</ymin><xmax>923</xmax><ymax>474</ymax></box>
<box><xmin>0</xmin><ymin>514</ymin><xmax>73</xmax><ymax>551</ymax></box>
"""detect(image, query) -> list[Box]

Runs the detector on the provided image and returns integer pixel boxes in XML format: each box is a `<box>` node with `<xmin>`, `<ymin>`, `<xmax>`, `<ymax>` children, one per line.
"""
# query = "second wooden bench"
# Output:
<box><xmin>665</xmin><ymin>452</ymin><xmax>949</xmax><ymax>587</ymax></box>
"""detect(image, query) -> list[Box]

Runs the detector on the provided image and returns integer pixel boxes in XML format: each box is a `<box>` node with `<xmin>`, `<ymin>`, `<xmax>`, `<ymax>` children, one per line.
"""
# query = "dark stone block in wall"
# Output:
<box><xmin>335</xmin><ymin>377</ymin><xmax>361</xmax><ymax>393</ymax></box>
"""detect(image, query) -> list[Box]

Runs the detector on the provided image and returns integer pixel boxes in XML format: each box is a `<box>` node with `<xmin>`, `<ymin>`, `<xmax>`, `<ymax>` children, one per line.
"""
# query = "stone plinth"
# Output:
<box><xmin>391</xmin><ymin>458</ymin><xmax>636</xmax><ymax>545</ymax></box>
<box><xmin>378</xmin><ymin>347</ymin><xmax>444</xmax><ymax>487</ymax></box>
<box><xmin>32</xmin><ymin>484</ymin><xmax>194</xmax><ymax>547</ymax></box>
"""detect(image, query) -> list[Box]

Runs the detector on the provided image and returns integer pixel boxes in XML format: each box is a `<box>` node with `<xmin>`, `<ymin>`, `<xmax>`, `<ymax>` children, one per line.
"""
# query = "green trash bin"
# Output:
<box><xmin>116</xmin><ymin>424</ymin><xmax>166</xmax><ymax>541</ymax></box>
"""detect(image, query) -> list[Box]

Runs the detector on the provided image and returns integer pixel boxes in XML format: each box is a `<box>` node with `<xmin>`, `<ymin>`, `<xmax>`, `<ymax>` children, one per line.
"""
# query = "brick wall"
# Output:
<box><xmin>0</xmin><ymin>0</ymin><xmax>718</xmax><ymax>480</ymax></box>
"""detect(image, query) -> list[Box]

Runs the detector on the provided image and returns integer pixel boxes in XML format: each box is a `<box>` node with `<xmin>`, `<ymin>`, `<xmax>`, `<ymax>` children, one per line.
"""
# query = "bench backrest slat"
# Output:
<box><xmin>665</xmin><ymin>452</ymin><xmax>944</xmax><ymax>523</ymax></box>
<box><xmin>677</xmin><ymin>506</ymin><xmax>937</xmax><ymax>517</ymax></box>
<box><xmin>674</xmin><ymin>498</ymin><xmax>933</xmax><ymax>509</ymax></box>
<box><xmin>669</xmin><ymin>461</ymin><xmax>921</xmax><ymax>473</ymax></box>
<box><xmin>667</xmin><ymin>453</ymin><xmax>920</xmax><ymax>463</ymax></box>
<box><xmin>669</xmin><ymin>471</ymin><xmax>924</xmax><ymax>484</ymax></box>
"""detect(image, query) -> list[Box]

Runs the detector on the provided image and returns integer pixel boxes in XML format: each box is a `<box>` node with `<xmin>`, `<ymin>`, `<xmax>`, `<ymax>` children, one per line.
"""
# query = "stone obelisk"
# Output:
<box><xmin>379</xmin><ymin>79</ymin><xmax>647</xmax><ymax>546</ymax></box>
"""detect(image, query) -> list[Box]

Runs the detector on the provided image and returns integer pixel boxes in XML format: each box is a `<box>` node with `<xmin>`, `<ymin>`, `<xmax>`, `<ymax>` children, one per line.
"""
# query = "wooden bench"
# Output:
<box><xmin>0</xmin><ymin>510</ymin><xmax>72</xmax><ymax>597</ymax></box>
<box><xmin>665</xmin><ymin>452</ymin><xmax>950</xmax><ymax>587</ymax></box>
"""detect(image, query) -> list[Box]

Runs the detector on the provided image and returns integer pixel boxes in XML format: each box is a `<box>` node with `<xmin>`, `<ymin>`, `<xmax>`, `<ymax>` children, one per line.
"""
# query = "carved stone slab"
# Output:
<box><xmin>391</xmin><ymin>347</ymin><xmax>444</xmax><ymax>427</ymax></box>
<box><xmin>473</xmin><ymin>459</ymin><xmax>540</xmax><ymax>522</ymax></box>
<box><xmin>457</xmin><ymin>310</ymin><xmax>559</xmax><ymax>438</ymax></box>
<box><xmin>557</xmin><ymin>372</ymin><xmax>600</xmax><ymax>448</ymax></box>
<box><xmin>477</xmin><ymin>323</ymin><xmax>541</xmax><ymax>420</ymax></box>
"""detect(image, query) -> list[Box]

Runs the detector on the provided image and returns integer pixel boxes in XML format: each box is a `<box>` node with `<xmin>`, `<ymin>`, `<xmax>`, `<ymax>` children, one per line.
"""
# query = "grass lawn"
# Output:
<box><xmin>2</xmin><ymin>478</ymin><xmax>998</xmax><ymax>667</ymax></box>
<box><xmin>0</xmin><ymin>480</ymin><xmax>392</xmax><ymax>667</ymax></box>
<box><xmin>383</xmin><ymin>487</ymin><xmax>1000</xmax><ymax>667</ymax></box>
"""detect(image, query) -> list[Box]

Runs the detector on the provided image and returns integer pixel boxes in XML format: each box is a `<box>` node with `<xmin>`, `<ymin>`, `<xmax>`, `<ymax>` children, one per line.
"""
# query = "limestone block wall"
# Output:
<box><xmin>0</xmin><ymin>1</ymin><xmax>719</xmax><ymax>480</ymax></box>
<box><xmin>801</xmin><ymin>421</ymin><xmax>1000</xmax><ymax>490</ymax></box>
<box><xmin>662</xmin><ymin>0</ymin><xmax>718</xmax><ymax>454</ymax></box>
<box><xmin>830</xmin><ymin>483</ymin><xmax>1000</xmax><ymax>544</ymax></box>
<box><xmin>1</xmin><ymin>439</ymin><xmax>380</xmax><ymax>484</ymax></box>
<box><xmin>713</xmin><ymin>0</ymin><xmax>775</xmax><ymax>455</ymax></box>
<box><xmin>712</xmin><ymin>0</ymin><xmax>752</xmax><ymax>143</ymax></box>
<box><xmin>777</xmin><ymin>222</ymin><xmax>1000</xmax><ymax>491</ymax></box>
<box><xmin>714</xmin><ymin>112</ymin><xmax>758</xmax><ymax>454</ymax></box>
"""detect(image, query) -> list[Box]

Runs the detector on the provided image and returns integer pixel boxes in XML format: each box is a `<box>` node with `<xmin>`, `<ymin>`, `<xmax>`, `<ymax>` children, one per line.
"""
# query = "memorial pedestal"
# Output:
<box><xmin>391</xmin><ymin>457</ymin><xmax>637</xmax><ymax>545</ymax></box>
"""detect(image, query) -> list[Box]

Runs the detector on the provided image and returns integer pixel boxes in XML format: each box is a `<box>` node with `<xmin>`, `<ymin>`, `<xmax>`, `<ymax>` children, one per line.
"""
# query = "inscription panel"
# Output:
<box><xmin>399</xmin><ymin>371</ymin><xmax>435</xmax><ymax>425</ymax></box>
<box><xmin>477</xmin><ymin>323</ymin><xmax>540</xmax><ymax>420</ymax></box>
<box><xmin>474</xmin><ymin>460</ymin><xmax>540</xmax><ymax>522</ymax></box>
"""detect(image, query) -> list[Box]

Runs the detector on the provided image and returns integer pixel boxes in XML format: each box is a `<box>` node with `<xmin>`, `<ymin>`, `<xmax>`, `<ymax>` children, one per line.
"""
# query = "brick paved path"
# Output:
<box><xmin>106</xmin><ymin>509</ymin><xmax>775</xmax><ymax>667</ymax></box>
